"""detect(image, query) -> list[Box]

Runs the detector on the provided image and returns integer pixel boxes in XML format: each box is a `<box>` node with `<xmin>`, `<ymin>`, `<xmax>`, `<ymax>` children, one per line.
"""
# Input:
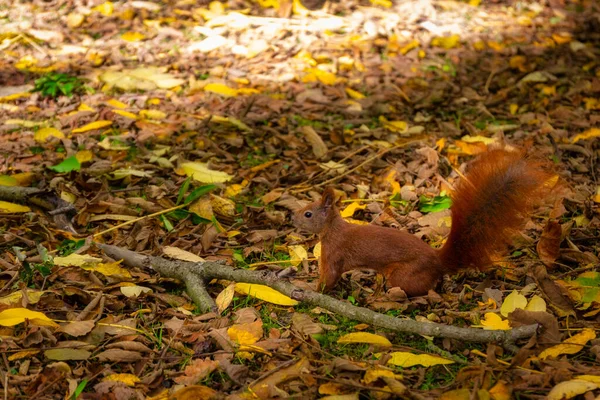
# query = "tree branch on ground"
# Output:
<box><xmin>97</xmin><ymin>243</ymin><xmax>538</xmax><ymax>347</ymax></box>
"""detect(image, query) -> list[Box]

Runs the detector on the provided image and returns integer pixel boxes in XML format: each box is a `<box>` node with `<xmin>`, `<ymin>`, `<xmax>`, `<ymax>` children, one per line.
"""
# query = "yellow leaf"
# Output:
<box><xmin>0</xmin><ymin>176</ymin><xmax>17</xmax><ymax>187</ymax></box>
<box><xmin>548</xmin><ymin>379</ymin><xmax>598</xmax><ymax>400</ymax></box>
<box><xmin>0</xmin><ymin>201</ymin><xmax>31</xmax><ymax>213</ymax></box>
<box><xmin>0</xmin><ymin>92</ymin><xmax>31</xmax><ymax>102</ymax></box>
<box><xmin>78</xmin><ymin>103</ymin><xmax>95</xmax><ymax>112</ymax></box>
<box><xmin>181</xmin><ymin>162</ymin><xmax>234</xmax><ymax>183</ymax></box>
<box><xmin>524</xmin><ymin>295</ymin><xmax>547</xmax><ymax>312</ymax></box>
<box><xmin>552</xmin><ymin>32</ymin><xmax>572</xmax><ymax>45</ymax></box>
<box><xmin>189</xmin><ymin>198</ymin><xmax>213</xmax><ymax>220</ymax></box>
<box><xmin>310</xmin><ymin>68</ymin><xmax>337</xmax><ymax>85</ymax></box>
<box><xmin>67</xmin><ymin>13</ymin><xmax>85</xmax><ymax>29</ymax></box>
<box><xmin>380</xmin><ymin>117</ymin><xmax>407</xmax><ymax>133</ymax></box>
<box><xmin>139</xmin><ymin>109</ymin><xmax>166</xmax><ymax>120</ymax></box>
<box><xmin>216</xmin><ymin>283</ymin><xmax>235</xmax><ymax>313</ymax></box>
<box><xmin>288</xmin><ymin>245</ymin><xmax>308</xmax><ymax>267</ymax></box>
<box><xmin>487</xmin><ymin>41</ymin><xmax>505</xmax><ymax>52</ymax></box>
<box><xmin>107</xmin><ymin>99</ymin><xmax>128</xmax><ymax>108</ymax></box>
<box><xmin>75</xmin><ymin>150</ymin><xmax>93</xmax><ymax>163</ymax></box>
<box><xmin>8</xmin><ymin>350</ymin><xmax>40</xmax><ymax>361</ymax></box>
<box><xmin>313</xmin><ymin>242</ymin><xmax>321</xmax><ymax>258</ymax></box>
<box><xmin>370</xmin><ymin>0</ymin><xmax>392</xmax><ymax>7</ymax></box>
<box><xmin>489</xmin><ymin>380</ymin><xmax>512</xmax><ymax>400</ymax></box>
<box><xmin>541</xmin><ymin>85</ymin><xmax>556</xmax><ymax>96</ymax></box>
<box><xmin>399</xmin><ymin>39</ymin><xmax>419</xmax><ymax>55</ymax></box>
<box><xmin>500</xmin><ymin>290</ymin><xmax>528</xmax><ymax>317</ymax></box>
<box><xmin>345</xmin><ymin>88</ymin><xmax>365</xmax><ymax>99</ymax></box>
<box><xmin>363</xmin><ymin>366</ymin><xmax>398</xmax><ymax>384</ymax></box>
<box><xmin>211</xmin><ymin>194</ymin><xmax>236</xmax><ymax>217</ymax></box>
<box><xmin>461</xmin><ymin>135</ymin><xmax>498</xmax><ymax>145</ymax></box>
<box><xmin>72</xmin><ymin>120</ymin><xmax>113</xmax><ymax>133</ymax></box>
<box><xmin>340</xmin><ymin>202</ymin><xmax>366</xmax><ymax>218</ymax></box>
<box><xmin>224</xmin><ymin>183</ymin><xmax>246</xmax><ymax>198</ymax></box>
<box><xmin>103</xmin><ymin>373</ymin><xmax>141</xmax><ymax>387</ymax></box>
<box><xmin>387</xmin><ymin>352</ymin><xmax>454</xmax><ymax>367</ymax></box>
<box><xmin>509</xmin><ymin>104</ymin><xmax>519</xmax><ymax>115</ymax></box>
<box><xmin>234</xmin><ymin>283</ymin><xmax>298</xmax><ymax>306</ymax></box>
<box><xmin>0</xmin><ymin>290</ymin><xmax>44</xmax><ymax>306</ymax></box>
<box><xmin>338</xmin><ymin>332</ymin><xmax>392</xmax><ymax>347</ymax></box>
<box><xmin>593</xmin><ymin>187</ymin><xmax>600</xmax><ymax>204</ymax></box>
<box><xmin>113</xmin><ymin>110</ymin><xmax>138</xmax><ymax>119</ymax></box>
<box><xmin>81</xmin><ymin>261</ymin><xmax>132</xmax><ymax>278</ymax></box>
<box><xmin>0</xmin><ymin>308</ymin><xmax>58</xmax><ymax>327</ymax></box>
<box><xmin>121</xmin><ymin>32</ymin><xmax>145</xmax><ymax>42</ymax></box>
<box><xmin>431</xmin><ymin>35</ymin><xmax>461</xmax><ymax>49</ymax></box>
<box><xmin>480</xmin><ymin>313</ymin><xmax>511</xmax><ymax>330</ymax></box>
<box><xmin>53</xmin><ymin>253</ymin><xmax>102</xmax><ymax>267</ymax></box>
<box><xmin>227</xmin><ymin>320</ymin><xmax>262</xmax><ymax>345</ymax></box>
<box><xmin>93</xmin><ymin>1</ymin><xmax>114</xmax><ymax>16</ymax></box>
<box><xmin>34</xmin><ymin>127</ymin><xmax>64</xmax><ymax>143</ymax></box>
<box><xmin>469</xmin><ymin>0</ymin><xmax>481</xmax><ymax>6</ymax></box>
<box><xmin>572</xmin><ymin>128</ymin><xmax>600</xmax><ymax>144</ymax></box>
<box><xmin>576</xmin><ymin>375</ymin><xmax>600</xmax><ymax>384</ymax></box>
<box><xmin>204</xmin><ymin>83</ymin><xmax>238</xmax><ymax>97</ymax></box>
<box><xmin>237</xmin><ymin>88</ymin><xmax>260</xmax><ymax>95</ymax></box>
<box><xmin>473</xmin><ymin>40</ymin><xmax>486</xmax><ymax>51</ymax></box>
<box><xmin>539</xmin><ymin>328</ymin><xmax>596</xmax><ymax>359</ymax></box>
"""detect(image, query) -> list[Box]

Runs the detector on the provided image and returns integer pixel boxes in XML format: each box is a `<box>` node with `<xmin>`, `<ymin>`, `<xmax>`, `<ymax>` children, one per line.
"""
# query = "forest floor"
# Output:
<box><xmin>0</xmin><ymin>0</ymin><xmax>599</xmax><ymax>399</ymax></box>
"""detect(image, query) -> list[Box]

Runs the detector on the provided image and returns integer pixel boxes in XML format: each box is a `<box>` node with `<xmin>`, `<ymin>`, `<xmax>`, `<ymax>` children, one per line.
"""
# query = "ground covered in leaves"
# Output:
<box><xmin>0</xmin><ymin>0</ymin><xmax>599</xmax><ymax>398</ymax></box>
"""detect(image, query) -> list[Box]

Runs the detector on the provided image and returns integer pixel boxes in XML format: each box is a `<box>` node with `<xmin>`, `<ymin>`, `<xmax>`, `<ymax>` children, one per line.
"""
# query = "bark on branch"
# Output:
<box><xmin>98</xmin><ymin>244</ymin><xmax>538</xmax><ymax>346</ymax></box>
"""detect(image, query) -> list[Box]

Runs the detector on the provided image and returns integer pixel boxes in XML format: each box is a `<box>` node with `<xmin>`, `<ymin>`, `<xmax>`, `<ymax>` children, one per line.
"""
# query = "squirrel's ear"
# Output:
<box><xmin>321</xmin><ymin>187</ymin><xmax>336</xmax><ymax>209</ymax></box>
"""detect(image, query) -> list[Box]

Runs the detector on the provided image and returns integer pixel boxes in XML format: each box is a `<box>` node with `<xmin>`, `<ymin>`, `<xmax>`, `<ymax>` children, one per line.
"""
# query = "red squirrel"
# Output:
<box><xmin>293</xmin><ymin>148</ymin><xmax>552</xmax><ymax>296</ymax></box>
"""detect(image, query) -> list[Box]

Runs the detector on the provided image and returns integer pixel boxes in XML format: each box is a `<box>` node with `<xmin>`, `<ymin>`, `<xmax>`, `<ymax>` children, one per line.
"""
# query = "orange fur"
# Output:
<box><xmin>293</xmin><ymin>149</ymin><xmax>551</xmax><ymax>296</ymax></box>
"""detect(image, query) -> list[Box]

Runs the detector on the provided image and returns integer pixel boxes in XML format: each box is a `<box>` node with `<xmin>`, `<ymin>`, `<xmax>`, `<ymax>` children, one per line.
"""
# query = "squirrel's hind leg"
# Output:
<box><xmin>383</xmin><ymin>263</ymin><xmax>439</xmax><ymax>297</ymax></box>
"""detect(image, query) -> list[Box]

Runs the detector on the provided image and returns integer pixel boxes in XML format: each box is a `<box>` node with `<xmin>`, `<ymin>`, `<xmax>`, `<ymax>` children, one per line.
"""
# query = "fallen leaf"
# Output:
<box><xmin>480</xmin><ymin>313</ymin><xmax>511</xmax><ymax>330</ymax></box>
<box><xmin>234</xmin><ymin>283</ymin><xmax>298</xmax><ymax>306</ymax></box>
<box><xmin>387</xmin><ymin>352</ymin><xmax>454</xmax><ymax>367</ymax></box>
<box><xmin>500</xmin><ymin>290</ymin><xmax>528</xmax><ymax>317</ymax></box>
<box><xmin>337</xmin><ymin>332</ymin><xmax>392</xmax><ymax>347</ymax></box>
<box><xmin>72</xmin><ymin>120</ymin><xmax>113</xmax><ymax>133</ymax></box>
<box><xmin>181</xmin><ymin>162</ymin><xmax>234</xmax><ymax>183</ymax></box>
<box><xmin>0</xmin><ymin>308</ymin><xmax>57</xmax><ymax>327</ymax></box>
<box><xmin>102</xmin><ymin>373</ymin><xmax>141</xmax><ymax>387</ymax></box>
<box><xmin>539</xmin><ymin>328</ymin><xmax>596</xmax><ymax>359</ymax></box>
<box><xmin>548</xmin><ymin>379</ymin><xmax>598</xmax><ymax>400</ymax></box>
<box><xmin>0</xmin><ymin>201</ymin><xmax>31</xmax><ymax>213</ymax></box>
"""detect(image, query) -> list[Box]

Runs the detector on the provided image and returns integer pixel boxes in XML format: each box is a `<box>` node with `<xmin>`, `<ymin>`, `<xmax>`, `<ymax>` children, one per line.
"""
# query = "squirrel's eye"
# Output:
<box><xmin>304</xmin><ymin>211</ymin><xmax>313</xmax><ymax>218</ymax></box>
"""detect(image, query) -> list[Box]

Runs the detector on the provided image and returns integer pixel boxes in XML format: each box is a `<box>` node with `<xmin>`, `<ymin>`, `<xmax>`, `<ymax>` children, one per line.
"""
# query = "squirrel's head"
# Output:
<box><xmin>293</xmin><ymin>187</ymin><xmax>337</xmax><ymax>234</ymax></box>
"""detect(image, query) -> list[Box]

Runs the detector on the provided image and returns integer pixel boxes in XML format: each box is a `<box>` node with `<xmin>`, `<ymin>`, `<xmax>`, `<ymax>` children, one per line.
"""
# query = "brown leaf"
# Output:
<box><xmin>170</xmin><ymin>385</ymin><xmax>218</xmax><ymax>400</ymax></box>
<box><xmin>532</xmin><ymin>265</ymin><xmax>576</xmax><ymax>318</ymax></box>
<box><xmin>299</xmin><ymin>125</ymin><xmax>328</xmax><ymax>159</ymax></box>
<box><xmin>95</xmin><ymin>349</ymin><xmax>143</xmax><ymax>362</ymax></box>
<box><xmin>57</xmin><ymin>320</ymin><xmax>95</xmax><ymax>337</ymax></box>
<box><xmin>246</xmin><ymin>229</ymin><xmax>277</xmax><ymax>244</ymax></box>
<box><xmin>508</xmin><ymin>309</ymin><xmax>561</xmax><ymax>345</ymax></box>
<box><xmin>536</xmin><ymin>220</ymin><xmax>562</xmax><ymax>268</ymax></box>
<box><xmin>174</xmin><ymin>358</ymin><xmax>219</xmax><ymax>385</ymax></box>
<box><xmin>247</xmin><ymin>358</ymin><xmax>311</xmax><ymax>398</ymax></box>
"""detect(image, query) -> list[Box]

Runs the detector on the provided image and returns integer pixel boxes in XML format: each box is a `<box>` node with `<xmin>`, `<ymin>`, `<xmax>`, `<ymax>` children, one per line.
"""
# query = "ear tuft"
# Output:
<box><xmin>321</xmin><ymin>187</ymin><xmax>337</xmax><ymax>209</ymax></box>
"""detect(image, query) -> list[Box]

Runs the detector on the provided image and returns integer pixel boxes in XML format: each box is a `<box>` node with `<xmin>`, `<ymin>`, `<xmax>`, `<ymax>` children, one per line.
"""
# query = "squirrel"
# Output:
<box><xmin>293</xmin><ymin>148</ymin><xmax>552</xmax><ymax>296</ymax></box>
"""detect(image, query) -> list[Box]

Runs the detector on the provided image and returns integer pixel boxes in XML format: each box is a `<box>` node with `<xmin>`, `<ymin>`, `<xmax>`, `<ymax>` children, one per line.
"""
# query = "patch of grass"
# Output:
<box><xmin>56</xmin><ymin>239</ymin><xmax>86</xmax><ymax>256</ymax></box>
<box><xmin>293</xmin><ymin>115</ymin><xmax>326</xmax><ymax>129</ymax></box>
<box><xmin>418</xmin><ymin>364</ymin><xmax>461</xmax><ymax>390</ymax></box>
<box><xmin>33</xmin><ymin>72</ymin><xmax>84</xmax><ymax>98</ymax></box>
<box><xmin>232</xmin><ymin>295</ymin><xmax>259</xmax><ymax>311</ymax></box>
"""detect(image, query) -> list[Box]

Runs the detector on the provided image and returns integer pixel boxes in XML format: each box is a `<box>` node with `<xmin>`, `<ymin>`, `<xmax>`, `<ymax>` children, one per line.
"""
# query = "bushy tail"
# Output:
<box><xmin>439</xmin><ymin>149</ymin><xmax>551</xmax><ymax>271</ymax></box>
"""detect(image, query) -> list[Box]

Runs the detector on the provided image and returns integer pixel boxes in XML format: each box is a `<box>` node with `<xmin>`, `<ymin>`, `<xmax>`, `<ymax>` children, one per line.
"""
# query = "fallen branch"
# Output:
<box><xmin>98</xmin><ymin>244</ymin><xmax>538</xmax><ymax>346</ymax></box>
<box><xmin>0</xmin><ymin>186</ymin><xmax>76</xmax><ymax>233</ymax></box>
